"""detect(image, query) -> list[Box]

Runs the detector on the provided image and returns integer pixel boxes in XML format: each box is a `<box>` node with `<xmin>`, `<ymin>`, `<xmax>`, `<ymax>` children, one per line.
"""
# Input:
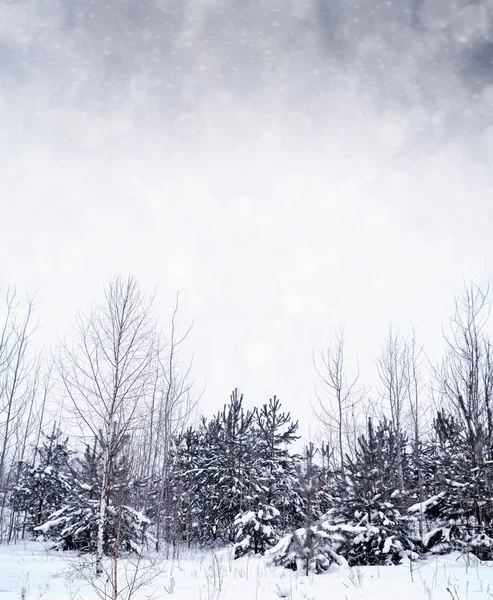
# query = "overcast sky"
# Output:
<box><xmin>1</xmin><ymin>0</ymin><xmax>493</xmax><ymax>431</ymax></box>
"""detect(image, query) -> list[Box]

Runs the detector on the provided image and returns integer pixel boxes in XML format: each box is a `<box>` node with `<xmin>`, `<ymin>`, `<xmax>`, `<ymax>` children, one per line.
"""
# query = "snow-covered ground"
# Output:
<box><xmin>1</xmin><ymin>542</ymin><xmax>493</xmax><ymax>600</ymax></box>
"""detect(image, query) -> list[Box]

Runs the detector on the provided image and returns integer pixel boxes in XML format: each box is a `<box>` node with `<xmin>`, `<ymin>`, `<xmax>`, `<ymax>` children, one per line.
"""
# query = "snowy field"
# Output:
<box><xmin>1</xmin><ymin>542</ymin><xmax>493</xmax><ymax>600</ymax></box>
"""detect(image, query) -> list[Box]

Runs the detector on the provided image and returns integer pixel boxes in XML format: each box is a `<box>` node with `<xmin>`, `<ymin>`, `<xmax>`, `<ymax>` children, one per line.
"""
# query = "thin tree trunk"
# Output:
<box><xmin>97</xmin><ymin>442</ymin><xmax>110</xmax><ymax>577</ymax></box>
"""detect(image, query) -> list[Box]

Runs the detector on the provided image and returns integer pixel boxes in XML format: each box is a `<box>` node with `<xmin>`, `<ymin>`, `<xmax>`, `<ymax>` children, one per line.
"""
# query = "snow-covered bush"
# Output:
<box><xmin>343</xmin><ymin>505</ymin><xmax>417</xmax><ymax>566</ymax></box>
<box><xmin>348</xmin><ymin>523</ymin><xmax>415</xmax><ymax>566</ymax></box>
<box><xmin>470</xmin><ymin>530</ymin><xmax>493</xmax><ymax>560</ymax></box>
<box><xmin>234</xmin><ymin>504</ymin><xmax>280</xmax><ymax>558</ymax></box>
<box><xmin>424</xmin><ymin>522</ymin><xmax>493</xmax><ymax>560</ymax></box>
<box><xmin>267</xmin><ymin>522</ymin><xmax>355</xmax><ymax>574</ymax></box>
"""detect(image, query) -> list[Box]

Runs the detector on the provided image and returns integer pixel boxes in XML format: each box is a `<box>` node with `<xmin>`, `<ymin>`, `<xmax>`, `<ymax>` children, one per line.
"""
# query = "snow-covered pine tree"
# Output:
<box><xmin>267</xmin><ymin>521</ymin><xmax>349</xmax><ymax>574</ymax></box>
<box><xmin>254</xmin><ymin>397</ymin><xmax>301</xmax><ymax>527</ymax></box>
<box><xmin>332</xmin><ymin>417</ymin><xmax>416</xmax><ymax>565</ymax></box>
<box><xmin>194</xmin><ymin>389</ymin><xmax>256</xmax><ymax>543</ymax></box>
<box><xmin>425</xmin><ymin>284</ymin><xmax>493</xmax><ymax>558</ymax></box>
<box><xmin>10</xmin><ymin>425</ymin><xmax>72</xmax><ymax>537</ymax></box>
<box><xmin>268</xmin><ymin>444</ymin><xmax>343</xmax><ymax>575</ymax></box>
<box><xmin>34</xmin><ymin>439</ymin><xmax>101</xmax><ymax>552</ymax></box>
<box><xmin>162</xmin><ymin>426</ymin><xmax>205</xmax><ymax>547</ymax></box>
<box><xmin>419</xmin><ymin>411</ymin><xmax>493</xmax><ymax>558</ymax></box>
<box><xmin>234</xmin><ymin>504</ymin><xmax>280</xmax><ymax>557</ymax></box>
<box><xmin>293</xmin><ymin>443</ymin><xmax>329</xmax><ymax>528</ymax></box>
<box><xmin>234</xmin><ymin>397</ymin><xmax>301</xmax><ymax>557</ymax></box>
<box><xmin>36</xmin><ymin>435</ymin><xmax>151</xmax><ymax>555</ymax></box>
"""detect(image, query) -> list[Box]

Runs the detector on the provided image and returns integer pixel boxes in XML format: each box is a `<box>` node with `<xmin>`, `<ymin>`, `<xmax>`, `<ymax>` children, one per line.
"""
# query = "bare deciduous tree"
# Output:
<box><xmin>404</xmin><ymin>326</ymin><xmax>429</xmax><ymax>540</ymax></box>
<box><xmin>0</xmin><ymin>289</ymin><xmax>39</xmax><ymax>539</ymax></box>
<box><xmin>131</xmin><ymin>293</ymin><xmax>199</xmax><ymax>554</ymax></box>
<box><xmin>58</xmin><ymin>276</ymin><xmax>159</xmax><ymax>576</ymax></box>
<box><xmin>440</xmin><ymin>283</ymin><xmax>493</xmax><ymax>468</ymax></box>
<box><xmin>377</xmin><ymin>325</ymin><xmax>409</xmax><ymax>491</ymax></box>
<box><xmin>406</xmin><ymin>327</ymin><xmax>425</xmax><ymax>461</ymax></box>
<box><xmin>314</xmin><ymin>327</ymin><xmax>363</xmax><ymax>474</ymax></box>
<box><xmin>153</xmin><ymin>296</ymin><xmax>199</xmax><ymax>554</ymax></box>
<box><xmin>8</xmin><ymin>354</ymin><xmax>53</xmax><ymax>542</ymax></box>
